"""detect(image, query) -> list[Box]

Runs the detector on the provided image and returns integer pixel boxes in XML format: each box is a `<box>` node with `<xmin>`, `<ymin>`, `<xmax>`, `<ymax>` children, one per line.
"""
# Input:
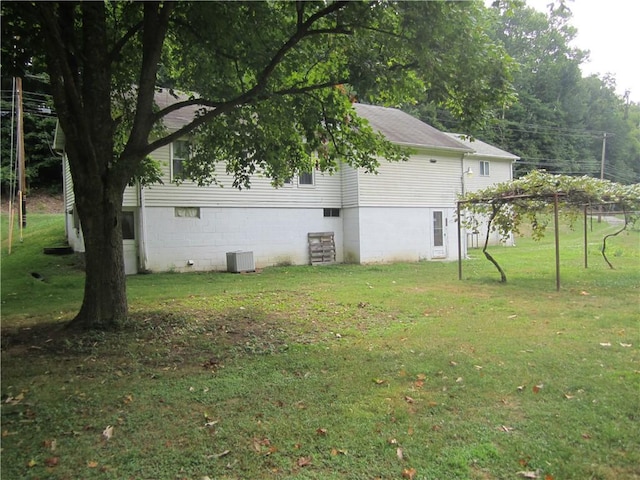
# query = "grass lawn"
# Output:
<box><xmin>2</xmin><ymin>213</ymin><xmax>639</xmax><ymax>479</ymax></box>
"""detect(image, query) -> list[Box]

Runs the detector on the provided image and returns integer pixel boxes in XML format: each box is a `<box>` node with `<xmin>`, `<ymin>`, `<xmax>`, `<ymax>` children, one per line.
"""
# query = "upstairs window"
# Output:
<box><xmin>172</xmin><ymin>140</ymin><xmax>190</xmax><ymax>181</ymax></box>
<box><xmin>299</xmin><ymin>171</ymin><xmax>314</xmax><ymax>185</ymax></box>
<box><xmin>480</xmin><ymin>161</ymin><xmax>490</xmax><ymax>176</ymax></box>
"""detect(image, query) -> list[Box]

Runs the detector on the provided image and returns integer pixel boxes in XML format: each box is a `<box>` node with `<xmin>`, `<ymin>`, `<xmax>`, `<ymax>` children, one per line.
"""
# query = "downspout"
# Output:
<box><xmin>460</xmin><ymin>155</ymin><xmax>468</xmax><ymax>259</ymax></box>
<box><xmin>138</xmin><ymin>182</ymin><xmax>149</xmax><ymax>271</ymax></box>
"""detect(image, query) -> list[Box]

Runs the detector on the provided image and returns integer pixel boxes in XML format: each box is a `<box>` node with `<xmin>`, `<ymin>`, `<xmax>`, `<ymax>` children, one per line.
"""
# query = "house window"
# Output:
<box><xmin>175</xmin><ymin>207</ymin><xmax>200</xmax><ymax>218</ymax></box>
<box><xmin>433</xmin><ymin>211</ymin><xmax>444</xmax><ymax>247</ymax></box>
<box><xmin>323</xmin><ymin>208</ymin><xmax>340</xmax><ymax>217</ymax></box>
<box><xmin>480</xmin><ymin>161</ymin><xmax>490</xmax><ymax>176</ymax></box>
<box><xmin>172</xmin><ymin>140</ymin><xmax>190</xmax><ymax>181</ymax></box>
<box><xmin>121</xmin><ymin>211</ymin><xmax>135</xmax><ymax>240</ymax></box>
<box><xmin>299</xmin><ymin>171</ymin><xmax>314</xmax><ymax>185</ymax></box>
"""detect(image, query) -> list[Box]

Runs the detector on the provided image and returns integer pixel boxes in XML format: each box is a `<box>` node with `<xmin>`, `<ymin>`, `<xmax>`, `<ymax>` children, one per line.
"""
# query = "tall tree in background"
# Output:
<box><xmin>1</xmin><ymin>1</ymin><xmax>513</xmax><ymax>330</ymax></box>
<box><xmin>477</xmin><ymin>1</ymin><xmax>594</xmax><ymax>176</ymax></box>
<box><xmin>413</xmin><ymin>0</ymin><xmax>640</xmax><ymax>184</ymax></box>
<box><xmin>482</xmin><ymin>0</ymin><xmax>640</xmax><ymax>183</ymax></box>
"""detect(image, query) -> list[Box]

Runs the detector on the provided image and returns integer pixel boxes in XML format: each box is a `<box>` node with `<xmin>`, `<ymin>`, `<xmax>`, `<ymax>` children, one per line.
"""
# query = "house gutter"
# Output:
<box><xmin>394</xmin><ymin>141</ymin><xmax>474</xmax><ymax>155</ymax></box>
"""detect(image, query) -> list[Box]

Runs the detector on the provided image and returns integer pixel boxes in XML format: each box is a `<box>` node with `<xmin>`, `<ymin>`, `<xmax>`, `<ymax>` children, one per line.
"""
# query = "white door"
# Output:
<box><xmin>431</xmin><ymin>210</ymin><xmax>447</xmax><ymax>258</ymax></box>
<box><xmin>121</xmin><ymin>210</ymin><xmax>138</xmax><ymax>275</ymax></box>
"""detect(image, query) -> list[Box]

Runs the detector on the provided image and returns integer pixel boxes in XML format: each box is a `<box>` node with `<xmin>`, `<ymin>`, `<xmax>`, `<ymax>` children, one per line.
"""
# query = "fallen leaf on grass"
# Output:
<box><xmin>87</xmin><ymin>461</ymin><xmax>99</xmax><ymax>468</ymax></box>
<box><xmin>331</xmin><ymin>448</ymin><xmax>347</xmax><ymax>456</ymax></box>
<box><xmin>499</xmin><ymin>425</ymin><xmax>514</xmax><ymax>432</ymax></box>
<box><xmin>373</xmin><ymin>379</ymin><xmax>386</xmax><ymax>385</ymax></box>
<box><xmin>402</xmin><ymin>467</ymin><xmax>417</xmax><ymax>479</ymax></box>
<box><xmin>297</xmin><ymin>456</ymin><xmax>312</xmax><ymax>467</ymax></box>
<box><xmin>252</xmin><ymin>437</ymin><xmax>271</xmax><ymax>453</ymax></box>
<box><xmin>316</xmin><ymin>428</ymin><xmax>327</xmax><ymax>436</ymax></box>
<box><xmin>43</xmin><ymin>439</ymin><xmax>57</xmax><ymax>451</ymax></box>
<box><xmin>396</xmin><ymin>447</ymin><xmax>404</xmax><ymax>460</ymax></box>
<box><xmin>620</xmin><ymin>343</ymin><xmax>632</xmax><ymax>347</ymax></box>
<box><xmin>102</xmin><ymin>425</ymin><xmax>114</xmax><ymax>441</ymax></box>
<box><xmin>517</xmin><ymin>471</ymin><xmax>540</xmax><ymax>478</ymax></box>
<box><xmin>213</xmin><ymin>450</ymin><xmax>231</xmax><ymax>459</ymax></box>
<box><xmin>5</xmin><ymin>392</ymin><xmax>25</xmax><ymax>405</ymax></box>
<box><xmin>563</xmin><ymin>393</ymin><xmax>575</xmax><ymax>399</ymax></box>
<box><xmin>27</xmin><ymin>459</ymin><xmax>37</xmax><ymax>468</ymax></box>
<box><xmin>599</xmin><ymin>342</ymin><xmax>611</xmax><ymax>347</ymax></box>
<box><xmin>404</xmin><ymin>396</ymin><xmax>415</xmax><ymax>404</ymax></box>
<box><xmin>44</xmin><ymin>457</ymin><xmax>59</xmax><ymax>467</ymax></box>
<box><xmin>532</xmin><ymin>384</ymin><xmax>543</xmax><ymax>394</ymax></box>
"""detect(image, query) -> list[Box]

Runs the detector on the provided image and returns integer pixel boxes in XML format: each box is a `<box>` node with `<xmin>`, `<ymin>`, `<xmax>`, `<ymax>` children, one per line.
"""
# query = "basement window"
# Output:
<box><xmin>323</xmin><ymin>208</ymin><xmax>340</xmax><ymax>218</ymax></box>
<box><xmin>175</xmin><ymin>207</ymin><xmax>201</xmax><ymax>218</ymax></box>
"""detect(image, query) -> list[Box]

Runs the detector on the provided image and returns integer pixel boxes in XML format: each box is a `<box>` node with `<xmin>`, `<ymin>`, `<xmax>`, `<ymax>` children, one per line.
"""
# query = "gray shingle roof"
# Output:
<box><xmin>154</xmin><ymin>88</ymin><xmax>200</xmax><ymax>131</ymax></box>
<box><xmin>443</xmin><ymin>132</ymin><xmax>519</xmax><ymax>161</ymax></box>
<box><xmin>353</xmin><ymin>103</ymin><xmax>472</xmax><ymax>152</ymax></box>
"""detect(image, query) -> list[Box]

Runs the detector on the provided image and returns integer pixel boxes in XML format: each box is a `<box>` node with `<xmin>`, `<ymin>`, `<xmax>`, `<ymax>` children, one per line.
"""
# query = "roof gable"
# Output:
<box><xmin>444</xmin><ymin>132</ymin><xmax>519</xmax><ymax>161</ymax></box>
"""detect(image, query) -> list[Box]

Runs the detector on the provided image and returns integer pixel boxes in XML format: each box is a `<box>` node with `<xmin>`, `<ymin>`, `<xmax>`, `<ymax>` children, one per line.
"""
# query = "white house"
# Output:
<box><xmin>57</xmin><ymin>91</ymin><xmax>518</xmax><ymax>274</ymax></box>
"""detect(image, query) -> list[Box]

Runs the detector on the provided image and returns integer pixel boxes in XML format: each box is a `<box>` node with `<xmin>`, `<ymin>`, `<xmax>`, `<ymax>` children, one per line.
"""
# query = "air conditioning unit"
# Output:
<box><xmin>226</xmin><ymin>251</ymin><xmax>255</xmax><ymax>273</ymax></box>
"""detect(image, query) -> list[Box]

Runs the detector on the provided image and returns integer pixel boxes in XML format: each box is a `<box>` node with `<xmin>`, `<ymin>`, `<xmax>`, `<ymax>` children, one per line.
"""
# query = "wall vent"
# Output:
<box><xmin>226</xmin><ymin>251</ymin><xmax>255</xmax><ymax>273</ymax></box>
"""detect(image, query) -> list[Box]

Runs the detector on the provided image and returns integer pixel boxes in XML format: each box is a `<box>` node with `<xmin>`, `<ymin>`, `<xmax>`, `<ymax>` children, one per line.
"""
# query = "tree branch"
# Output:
<box><xmin>601</xmin><ymin>209</ymin><xmax>628</xmax><ymax>269</ymax></box>
<box><xmin>108</xmin><ymin>20</ymin><xmax>144</xmax><ymax>64</ymax></box>
<box><xmin>273</xmin><ymin>80</ymin><xmax>349</xmax><ymax>96</ymax></box>
<box><xmin>248</xmin><ymin>1</ymin><xmax>349</xmax><ymax>97</ymax></box>
<box><xmin>483</xmin><ymin>203</ymin><xmax>508</xmax><ymax>282</ymax></box>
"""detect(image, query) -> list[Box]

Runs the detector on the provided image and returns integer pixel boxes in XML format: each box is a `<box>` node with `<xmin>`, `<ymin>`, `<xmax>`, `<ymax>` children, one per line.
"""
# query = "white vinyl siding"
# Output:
<box><xmin>465</xmin><ymin>157</ymin><xmax>513</xmax><ymax>192</ymax></box>
<box><xmin>340</xmin><ymin>164</ymin><xmax>359</xmax><ymax>208</ymax></box>
<box><xmin>356</xmin><ymin>151</ymin><xmax>463</xmax><ymax>207</ymax></box>
<box><xmin>143</xmin><ymin>145</ymin><xmax>341</xmax><ymax>208</ymax></box>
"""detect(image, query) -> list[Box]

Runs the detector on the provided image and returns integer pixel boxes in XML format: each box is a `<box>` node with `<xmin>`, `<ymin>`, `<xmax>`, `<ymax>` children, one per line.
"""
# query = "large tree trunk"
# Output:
<box><xmin>67</xmin><ymin>183</ymin><xmax>128</xmax><ymax>331</ymax></box>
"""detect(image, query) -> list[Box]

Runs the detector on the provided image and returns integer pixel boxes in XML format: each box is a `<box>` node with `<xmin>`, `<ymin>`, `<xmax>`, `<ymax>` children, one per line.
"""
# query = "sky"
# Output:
<box><xmin>526</xmin><ymin>0</ymin><xmax>640</xmax><ymax>103</ymax></box>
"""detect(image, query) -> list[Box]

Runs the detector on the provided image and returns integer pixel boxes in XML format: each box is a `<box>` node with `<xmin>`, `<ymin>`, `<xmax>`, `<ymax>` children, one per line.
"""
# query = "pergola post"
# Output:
<box><xmin>554</xmin><ymin>193</ymin><xmax>561</xmax><ymax>291</ymax></box>
<box><xmin>584</xmin><ymin>204</ymin><xmax>588</xmax><ymax>269</ymax></box>
<box><xmin>457</xmin><ymin>201</ymin><xmax>462</xmax><ymax>280</ymax></box>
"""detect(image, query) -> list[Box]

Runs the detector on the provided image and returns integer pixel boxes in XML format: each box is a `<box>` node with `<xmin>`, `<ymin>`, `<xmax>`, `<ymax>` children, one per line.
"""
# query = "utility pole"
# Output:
<box><xmin>600</xmin><ymin>132</ymin><xmax>607</xmax><ymax>180</ymax></box>
<box><xmin>17</xmin><ymin>77</ymin><xmax>27</xmax><ymax>232</ymax></box>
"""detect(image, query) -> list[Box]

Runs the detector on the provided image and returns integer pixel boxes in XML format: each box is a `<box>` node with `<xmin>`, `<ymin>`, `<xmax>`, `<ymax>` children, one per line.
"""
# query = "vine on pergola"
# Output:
<box><xmin>459</xmin><ymin>170</ymin><xmax>640</xmax><ymax>282</ymax></box>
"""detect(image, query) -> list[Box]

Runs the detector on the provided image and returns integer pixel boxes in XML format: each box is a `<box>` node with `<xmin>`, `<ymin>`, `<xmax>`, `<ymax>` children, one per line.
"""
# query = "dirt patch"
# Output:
<box><xmin>1</xmin><ymin>189</ymin><xmax>64</xmax><ymax>215</ymax></box>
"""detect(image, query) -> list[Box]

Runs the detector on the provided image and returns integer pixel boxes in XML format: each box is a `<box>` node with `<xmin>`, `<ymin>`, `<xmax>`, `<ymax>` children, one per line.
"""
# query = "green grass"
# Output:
<box><xmin>2</xmin><ymin>214</ymin><xmax>639</xmax><ymax>479</ymax></box>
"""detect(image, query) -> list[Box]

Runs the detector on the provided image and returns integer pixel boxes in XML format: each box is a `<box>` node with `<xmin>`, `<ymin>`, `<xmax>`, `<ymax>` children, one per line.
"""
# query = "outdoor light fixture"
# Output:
<box><xmin>464</xmin><ymin>167</ymin><xmax>473</xmax><ymax>176</ymax></box>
